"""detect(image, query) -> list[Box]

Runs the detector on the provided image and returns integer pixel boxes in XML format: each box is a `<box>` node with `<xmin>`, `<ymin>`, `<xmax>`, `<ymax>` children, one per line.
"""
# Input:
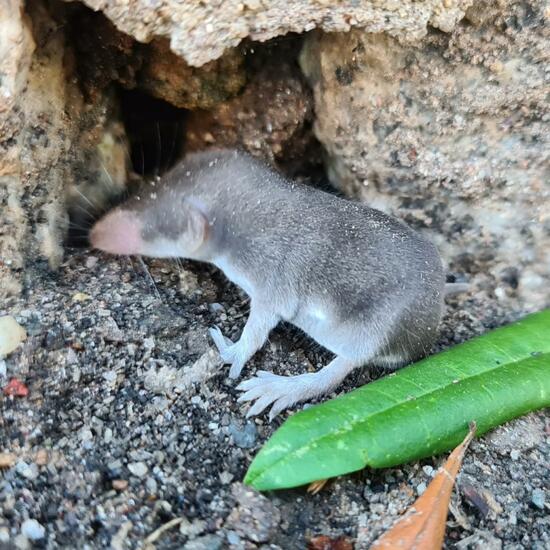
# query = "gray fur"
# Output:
<box><xmin>91</xmin><ymin>149</ymin><xmax>446</xmax><ymax>419</ymax></box>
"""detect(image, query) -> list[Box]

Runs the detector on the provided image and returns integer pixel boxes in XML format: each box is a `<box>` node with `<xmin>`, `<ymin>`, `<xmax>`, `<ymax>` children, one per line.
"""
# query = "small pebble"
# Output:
<box><xmin>143</xmin><ymin>337</ymin><xmax>155</xmax><ymax>351</ymax></box>
<box><xmin>219</xmin><ymin>471</ymin><xmax>234</xmax><ymax>485</ymax></box>
<box><xmin>0</xmin><ymin>452</ymin><xmax>16</xmax><ymax>468</ymax></box>
<box><xmin>128</xmin><ymin>462</ymin><xmax>148</xmax><ymax>478</ymax></box>
<box><xmin>183</xmin><ymin>534</ymin><xmax>224</xmax><ymax>550</ymax></box>
<box><xmin>14</xmin><ymin>534</ymin><xmax>30</xmax><ymax>550</ymax></box>
<box><xmin>510</xmin><ymin>449</ymin><xmax>520</xmax><ymax>460</ymax></box>
<box><xmin>85</xmin><ymin>256</ymin><xmax>98</xmax><ymax>268</ymax></box>
<box><xmin>21</xmin><ymin>519</ymin><xmax>45</xmax><ymax>541</ymax></box>
<box><xmin>227</xmin><ymin>531</ymin><xmax>241</xmax><ymax>545</ymax></box>
<box><xmin>531</xmin><ymin>488</ymin><xmax>545</xmax><ymax>510</ymax></box>
<box><xmin>0</xmin><ymin>316</ymin><xmax>27</xmax><ymax>357</ymax></box>
<box><xmin>146</xmin><ymin>477</ymin><xmax>158</xmax><ymax>494</ymax></box>
<box><xmin>104</xmin><ymin>428</ymin><xmax>113</xmax><ymax>444</ymax></box>
<box><xmin>72</xmin><ymin>292</ymin><xmax>91</xmax><ymax>302</ymax></box>
<box><xmin>422</xmin><ymin>465</ymin><xmax>434</xmax><ymax>477</ymax></box>
<box><xmin>112</xmin><ymin>479</ymin><xmax>128</xmax><ymax>491</ymax></box>
<box><xmin>15</xmin><ymin>461</ymin><xmax>38</xmax><ymax>480</ymax></box>
<box><xmin>229</xmin><ymin>421</ymin><xmax>257</xmax><ymax>449</ymax></box>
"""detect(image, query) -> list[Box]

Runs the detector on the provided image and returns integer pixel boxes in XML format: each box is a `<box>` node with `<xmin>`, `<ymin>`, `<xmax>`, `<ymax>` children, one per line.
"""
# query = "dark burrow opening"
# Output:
<box><xmin>118</xmin><ymin>88</ymin><xmax>187</xmax><ymax>178</ymax></box>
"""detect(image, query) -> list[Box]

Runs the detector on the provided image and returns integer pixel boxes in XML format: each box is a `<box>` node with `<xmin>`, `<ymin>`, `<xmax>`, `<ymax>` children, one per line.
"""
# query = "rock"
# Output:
<box><xmin>531</xmin><ymin>488</ymin><xmax>545</xmax><ymax>510</ymax></box>
<box><xmin>229</xmin><ymin>421</ymin><xmax>257</xmax><ymax>449</ymax></box>
<box><xmin>185</xmin><ymin>41</ymin><xmax>315</xmax><ymax>169</ymax></box>
<box><xmin>71</xmin><ymin>292</ymin><xmax>91</xmax><ymax>303</ymax></box>
<box><xmin>0</xmin><ymin>0</ymin><xmax>130</xmax><ymax>297</ymax></box>
<box><xmin>138</xmin><ymin>39</ymin><xmax>245</xmax><ymax>109</ymax></box>
<box><xmin>0</xmin><ymin>316</ymin><xmax>27</xmax><ymax>357</ymax></box>
<box><xmin>104</xmin><ymin>428</ymin><xmax>113</xmax><ymax>444</ymax></box>
<box><xmin>112</xmin><ymin>479</ymin><xmax>129</xmax><ymax>491</ymax></box>
<box><xmin>78</xmin><ymin>0</ymin><xmax>471</xmax><ymax>67</ymax></box>
<box><xmin>127</xmin><ymin>462</ymin><xmax>148</xmax><ymax>478</ymax></box>
<box><xmin>219</xmin><ymin>471</ymin><xmax>234</xmax><ymax>485</ymax></box>
<box><xmin>179</xmin><ymin>518</ymin><xmax>206</xmax><ymax>539</ymax></box>
<box><xmin>15</xmin><ymin>461</ymin><xmax>38</xmax><ymax>481</ymax></box>
<box><xmin>300</xmin><ymin>2</ymin><xmax>549</xmax><ymax>310</ymax></box>
<box><xmin>69</xmin><ymin>9</ymin><xmax>245</xmax><ymax>109</ymax></box>
<box><xmin>13</xmin><ymin>534</ymin><xmax>30</xmax><ymax>550</ymax></box>
<box><xmin>21</xmin><ymin>519</ymin><xmax>45</xmax><ymax>541</ymax></box>
<box><xmin>183</xmin><ymin>534</ymin><xmax>224</xmax><ymax>550</ymax></box>
<box><xmin>226</xmin><ymin>531</ymin><xmax>241</xmax><ymax>546</ymax></box>
<box><xmin>422</xmin><ymin>465</ymin><xmax>434</xmax><ymax>477</ymax></box>
<box><xmin>145</xmin><ymin>476</ymin><xmax>158</xmax><ymax>494</ymax></box>
<box><xmin>98</xmin><ymin>317</ymin><xmax>126</xmax><ymax>343</ymax></box>
<box><xmin>0</xmin><ymin>453</ymin><xmax>16</xmax><ymax>469</ymax></box>
<box><xmin>224</xmin><ymin>483</ymin><xmax>281</xmax><ymax>543</ymax></box>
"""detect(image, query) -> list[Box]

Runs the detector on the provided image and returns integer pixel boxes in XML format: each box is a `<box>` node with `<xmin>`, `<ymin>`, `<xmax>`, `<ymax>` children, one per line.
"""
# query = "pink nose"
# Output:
<box><xmin>89</xmin><ymin>209</ymin><xmax>143</xmax><ymax>255</ymax></box>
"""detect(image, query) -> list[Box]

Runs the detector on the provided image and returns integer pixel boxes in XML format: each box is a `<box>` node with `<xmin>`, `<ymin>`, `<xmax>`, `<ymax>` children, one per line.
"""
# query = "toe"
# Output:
<box><xmin>269</xmin><ymin>396</ymin><xmax>294</xmax><ymax>420</ymax></box>
<box><xmin>246</xmin><ymin>394</ymin><xmax>277</xmax><ymax>418</ymax></box>
<box><xmin>209</xmin><ymin>326</ymin><xmax>225</xmax><ymax>349</ymax></box>
<box><xmin>237</xmin><ymin>385</ymin><xmax>268</xmax><ymax>403</ymax></box>
<box><xmin>236</xmin><ymin>376</ymin><xmax>265</xmax><ymax>391</ymax></box>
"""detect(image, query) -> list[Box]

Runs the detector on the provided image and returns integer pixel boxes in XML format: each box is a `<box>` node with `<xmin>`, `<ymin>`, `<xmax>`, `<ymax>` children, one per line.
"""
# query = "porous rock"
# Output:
<box><xmin>0</xmin><ymin>0</ymin><xmax>130</xmax><ymax>299</ymax></box>
<box><xmin>300</xmin><ymin>0</ymin><xmax>550</xmax><ymax>309</ymax></box>
<box><xmin>68</xmin><ymin>8</ymin><xmax>246</xmax><ymax>109</ymax></box>
<box><xmin>185</xmin><ymin>41</ymin><xmax>314</xmax><ymax>168</ymax></box>
<box><xmin>79</xmin><ymin>0</ymin><xmax>473</xmax><ymax>67</ymax></box>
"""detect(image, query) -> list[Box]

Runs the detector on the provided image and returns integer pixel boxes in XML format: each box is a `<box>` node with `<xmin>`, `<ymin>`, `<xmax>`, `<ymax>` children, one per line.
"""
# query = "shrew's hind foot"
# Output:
<box><xmin>237</xmin><ymin>356</ymin><xmax>359</xmax><ymax>420</ymax></box>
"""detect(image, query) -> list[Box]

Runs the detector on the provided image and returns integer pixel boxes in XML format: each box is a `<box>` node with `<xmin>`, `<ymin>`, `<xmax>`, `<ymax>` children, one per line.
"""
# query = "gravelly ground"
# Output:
<box><xmin>0</xmin><ymin>250</ymin><xmax>548</xmax><ymax>549</ymax></box>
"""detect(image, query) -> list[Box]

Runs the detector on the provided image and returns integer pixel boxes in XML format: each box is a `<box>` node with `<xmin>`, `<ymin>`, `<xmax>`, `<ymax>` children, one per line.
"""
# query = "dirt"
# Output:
<box><xmin>0</xmin><ymin>248</ymin><xmax>548</xmax><ymax>549</ymax></box>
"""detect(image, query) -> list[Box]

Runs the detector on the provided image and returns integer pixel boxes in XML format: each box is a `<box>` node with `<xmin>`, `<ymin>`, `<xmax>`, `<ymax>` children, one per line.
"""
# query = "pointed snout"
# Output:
<box><xmin>89</xmin><ymin>209</ymin><xmax>143</xmax><ymax>255</ymax></box>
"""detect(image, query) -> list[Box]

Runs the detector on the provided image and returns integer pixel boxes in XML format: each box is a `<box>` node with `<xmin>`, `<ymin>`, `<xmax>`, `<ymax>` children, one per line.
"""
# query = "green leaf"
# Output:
<box><xmin>245</xmin><ymin>309</ymin><xmax>550</xmax><ymax>491</ymax></box>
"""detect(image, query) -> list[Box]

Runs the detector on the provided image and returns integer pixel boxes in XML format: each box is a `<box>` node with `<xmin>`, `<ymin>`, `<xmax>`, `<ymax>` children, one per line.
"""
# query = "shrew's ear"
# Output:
<box><xmin>183</xmin><ymin>198</ymin><xmax>209</xmax><ymax>252</ymax></box>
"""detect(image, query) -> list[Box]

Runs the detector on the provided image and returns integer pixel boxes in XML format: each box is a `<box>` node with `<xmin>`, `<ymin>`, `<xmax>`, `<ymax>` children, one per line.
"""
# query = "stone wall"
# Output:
<box><xmin>1</xmin><ymin>0</ymin><xmax>548</xmax><ymax>310</ymax></box>
<box><xmin>300</xmin><ymin>1</ymin><xmax>549</xmax><ymax>310</ymax></box>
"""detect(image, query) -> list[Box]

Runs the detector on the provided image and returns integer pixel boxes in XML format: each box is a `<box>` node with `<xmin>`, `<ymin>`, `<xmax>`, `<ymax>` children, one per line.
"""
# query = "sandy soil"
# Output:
<box><xmin>0</xmin><ymin>250</ymin><xmax>548</xmax><ymax>549</ymax></box>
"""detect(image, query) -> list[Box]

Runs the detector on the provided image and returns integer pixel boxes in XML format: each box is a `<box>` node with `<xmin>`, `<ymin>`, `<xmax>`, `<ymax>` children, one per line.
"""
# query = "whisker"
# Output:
<box><xmin>69</xmin><ymin>202</ymin><xmax>96</xmax><ymax>221</ymax></box>
<box><xmin>166</xmin><ymin>121</ymin><xmax>178</xmax><ymax>172</ymax></box>
<box><xmin>140</xmin><ymin>142</ymin><xmax>145</xmax><ymax>176</ymax></box>
<box><xmin>137</xmin><ymin>255</ymin><xmax>161</xmax><ymax>300</ymax></box>
<box><xmin>99</xmin><ymin>160</ymin><xmax>115</xmax><ymax>190</ymax></box>
<box><xmin>54</xmin><ymin>214</ymin><xmax>94</xmax><ymax>229</ymax></box>
<box><xmin>155</xmin><ymin>121</ymin><xmax>162</xmax><ymax>178</ymax></box>
<box><xmin>72</xmin><ymin>186</ymin><xmax>99</xmax><ymax>211</ymax></box>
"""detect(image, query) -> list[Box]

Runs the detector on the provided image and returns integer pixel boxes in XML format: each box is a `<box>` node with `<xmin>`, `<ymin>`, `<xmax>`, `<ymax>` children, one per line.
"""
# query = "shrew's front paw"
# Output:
<box><xmin>209</xmin><ymin>326</ymin><xmax>246</xmax><ymax>379</ymax></box>
<box><xmin>209</xmin><ymin>326</ymin><xmax>235</xmax><ymax>363</ymax></box>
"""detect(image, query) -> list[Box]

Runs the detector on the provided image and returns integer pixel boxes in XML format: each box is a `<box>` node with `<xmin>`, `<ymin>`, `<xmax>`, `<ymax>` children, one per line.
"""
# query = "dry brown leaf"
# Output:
<box><xmin>371</xmin><ymin>422</ymin><xmax>477</xmax><ymax>550</ymax></box>
<box><xmin>308</xmin><ymin>479</ymin><xmax>328</xmax><ymax>495</ymax></box>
